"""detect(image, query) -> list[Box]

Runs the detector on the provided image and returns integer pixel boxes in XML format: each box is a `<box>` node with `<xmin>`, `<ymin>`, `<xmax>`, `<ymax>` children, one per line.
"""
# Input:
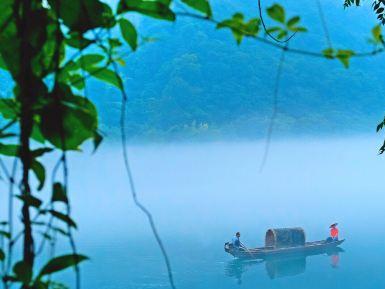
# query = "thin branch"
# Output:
<box><xmin>110</xmin><ymin>52</ymin><xmax>177</xmax><ymax>289</ymax></box>
<box><xmin>6</xmin><ymin>158</ymin><xmax>17</xmax><ymax>275</ymax></box>
<box><xmin>316</xmin><ymin>0</ymin><xmax>332</xmax><ymax>48</ymax></box>
<box><xmin>10</xmin><ymin>155</ymin><xmax>62</xmax><ymax>249</ymax></box>
<box><xmin>35</xmin><ymin>155</ymin><xmax>62</xmax><ymax>257</ymax></box>
<box><xmin>0</xmin><ymin>119</ymin><xmax>17</xmax><ymax>135</ymax></box>
<box><xmin>259</xmin><ymin>45</ymin><xmax>287</xmax><ymax>172</ymax></box>
<box><xmin>175</xmin><ymin>12</ymin><xmax>384</xmax><ymax>59</ymax></box>
<box><xmin>62</xmin><ymin>151</ymin><xmax>81</xmax><ymax>289</ymax></box>
<box><xmin>0</xmin><ymin>158</ymin><xmax>11</xmax><ymax>180</ymax></box>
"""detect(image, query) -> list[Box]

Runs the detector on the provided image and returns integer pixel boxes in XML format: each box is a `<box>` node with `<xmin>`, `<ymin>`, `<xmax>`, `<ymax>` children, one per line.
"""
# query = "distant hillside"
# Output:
<box><xmin>80</xmin><ymin>0</ymin><xmax>385</xmax><ymax>141</ymax></box>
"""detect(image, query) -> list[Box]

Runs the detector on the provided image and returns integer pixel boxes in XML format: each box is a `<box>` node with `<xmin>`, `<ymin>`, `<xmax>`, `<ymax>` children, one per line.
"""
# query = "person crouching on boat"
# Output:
<box><xmin>326</xmin><ymin>223</ymin><xmax>339</xmax><ymax>242</ymax></box>
<box><xmin>232</xmin><ymin>232</ymin><xmax>246</xmax><ymax>250</ymax></box>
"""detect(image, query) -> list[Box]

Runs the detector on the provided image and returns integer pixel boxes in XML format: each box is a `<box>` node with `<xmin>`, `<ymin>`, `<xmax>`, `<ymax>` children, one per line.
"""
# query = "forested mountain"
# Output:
<box><xmin>19</xmin><ymin>1</ymin><xmax>385</xmax><ymax>141</ymax></box>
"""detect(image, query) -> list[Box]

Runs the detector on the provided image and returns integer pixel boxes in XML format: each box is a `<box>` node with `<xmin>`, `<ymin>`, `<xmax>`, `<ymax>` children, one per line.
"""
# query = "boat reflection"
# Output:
<box><xmin>225</xmin><ymin>247</ymin><xmax>344</xmax><ymax>283</ymax></box>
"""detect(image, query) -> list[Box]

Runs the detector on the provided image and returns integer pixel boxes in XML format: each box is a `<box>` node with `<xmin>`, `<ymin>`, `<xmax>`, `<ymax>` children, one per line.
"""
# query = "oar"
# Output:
<box><xmin>240</xmin><ymin>241</ymin><xmax>255</xmax><ymax>258</ymax></box>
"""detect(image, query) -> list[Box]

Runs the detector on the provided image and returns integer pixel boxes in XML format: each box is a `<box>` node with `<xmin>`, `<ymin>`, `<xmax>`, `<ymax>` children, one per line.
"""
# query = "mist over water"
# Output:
<box><xmin>62</xmin><ymin>137</ymin><xmax>385</xmax><ymax>288</ymax></box>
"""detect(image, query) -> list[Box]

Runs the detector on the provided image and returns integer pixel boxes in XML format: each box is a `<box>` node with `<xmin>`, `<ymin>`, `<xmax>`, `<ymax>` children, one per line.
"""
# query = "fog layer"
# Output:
<box><xmin>69</xmin><ymin>136</ymin><xmax>385</xmax><ymax>246</ymax></box>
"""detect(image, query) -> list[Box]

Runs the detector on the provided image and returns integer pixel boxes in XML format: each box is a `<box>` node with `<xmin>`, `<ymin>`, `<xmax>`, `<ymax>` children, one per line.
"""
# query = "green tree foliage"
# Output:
<box><xmin>344</xmin><ymin>0</ymin><xmax>385</xmax><ymax>24</ymax></box>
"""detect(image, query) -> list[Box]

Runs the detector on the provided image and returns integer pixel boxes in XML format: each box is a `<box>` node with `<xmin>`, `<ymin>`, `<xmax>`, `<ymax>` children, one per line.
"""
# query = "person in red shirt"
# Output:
<box><xmin>327</xmin><ymin>223</ymin><xmax>339</xmax><ymax>242</ymax></box>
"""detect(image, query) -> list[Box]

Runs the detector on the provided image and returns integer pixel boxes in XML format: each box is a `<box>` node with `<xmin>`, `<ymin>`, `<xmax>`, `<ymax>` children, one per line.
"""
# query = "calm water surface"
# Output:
<box><xmin>63</xmin><ymin>137</ymin><xmax>385</xmax><ymax>288</ymax></box>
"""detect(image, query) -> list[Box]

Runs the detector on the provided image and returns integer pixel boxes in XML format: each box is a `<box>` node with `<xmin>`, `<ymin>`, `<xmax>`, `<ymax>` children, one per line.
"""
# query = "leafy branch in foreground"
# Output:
<box><xmin>344</xmin><ymin>0</ymin><xmax>385</xmax><ymax>25</ymax></box>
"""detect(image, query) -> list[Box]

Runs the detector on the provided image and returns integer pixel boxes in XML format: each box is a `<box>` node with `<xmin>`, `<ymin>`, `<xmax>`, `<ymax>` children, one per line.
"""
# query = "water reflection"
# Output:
<box><xmin>225</xmin><ymin>247</ymin><xmax>344</xmax><ymax>283</ymax></box>
<box><xmin>265</xmin><ymin>255</ymin><xmax>306</xmax><ymax>279</ymax></box>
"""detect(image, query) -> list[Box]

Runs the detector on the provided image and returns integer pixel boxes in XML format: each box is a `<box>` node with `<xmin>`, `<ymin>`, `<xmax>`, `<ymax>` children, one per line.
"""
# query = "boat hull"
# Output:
<box><xmin>225</xmin><ymin>239</ymin><xmax>345</xmax><ymax>259</ymax></box>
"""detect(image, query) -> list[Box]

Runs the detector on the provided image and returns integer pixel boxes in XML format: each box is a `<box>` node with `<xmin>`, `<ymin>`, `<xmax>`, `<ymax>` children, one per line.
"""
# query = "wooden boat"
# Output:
<box><xmin>225</xmin><ymin>245</ymin><xmax>344</xmax><ymax>280</ymax></box>
<box><xmin>225</xmin><ymin>227</ymin><xmax>345</xmax><ymax>260</ymax></box>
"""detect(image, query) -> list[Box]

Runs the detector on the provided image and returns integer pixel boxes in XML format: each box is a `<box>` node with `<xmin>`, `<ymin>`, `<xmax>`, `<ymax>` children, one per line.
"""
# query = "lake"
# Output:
<box><xmin>60</xmin><ymin>136</ymin><xmax>385</xmax><ymax>288</ymax></box>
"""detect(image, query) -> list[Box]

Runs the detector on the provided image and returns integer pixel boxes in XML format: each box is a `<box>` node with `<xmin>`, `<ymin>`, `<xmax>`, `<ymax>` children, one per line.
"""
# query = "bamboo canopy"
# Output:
<box><xmin>265</xmin><ymin>228</ymin><xmax>306</xmax><ymax>248</ymax></box>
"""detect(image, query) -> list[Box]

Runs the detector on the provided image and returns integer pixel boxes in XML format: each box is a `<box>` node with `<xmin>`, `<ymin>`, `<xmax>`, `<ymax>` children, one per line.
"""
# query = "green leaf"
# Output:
<box><xmin>84</xmin><ymin>66</ymin><xmax>123</xmax><ymax>89</ymax></box>
<box><xmin>217</xmin><ymin>13</ymin><xmax>260</xmax><ymax>45</ymax></box>
<box><xmin>0</xmin><ymin>230</ymin><xmax>10</xmax><ymax>239</ymax></box>
<box><xmin>69</xmin><ymin>74</ymin><xmax>86</xmax><ymax>90</ymax></box>
<box><xmin>39</xmin><ymin>85</ymin><xmax>98</xmax><ymax>150</ymax></box>
<box><xmin>32</xmin><ymin>21</ymin><xmax>65</xmax><ymax>78</ymax></box>
<box><xmin>119</xmin><ymin>18</ymin><xmax>138</xmax><ymax>51</ymax></box>
<box><xmin>77</xmin><ymin>54</ymin><xmax>104</xmax><ymax>68</ymax></box>
<box><xmin>60</xmin><ymin>61</ymin><xmax>81</xmax><ymax>76</ymax></box>
<box><xmin>322</xmin><ymin>48</ymin><xmax>335</xmax><ymax>59</ymax></box>
<box><xmin>287</xmin><ymin>16</ymin><xmax>300</xmax><ymax>27</ymax></box>
<box><xmin>0</xmin><ymin>98</ymin><xmax>19</xmax><ymax>119</ymax></box>
<box><xmin>371</xmin><ymin>25</ymin><xmax>383</xmax><ymax>44</ymax></box>
<box><xmin>277</xmin><ymin>30</ymin><xmax>288</xmax><ymax>39</ymax></box>
<box><xmin>31</xmin><ymin>123</ymin><xmax>46</xmax><ymax>144</ymax></box>
<box><xmin>181</xmin><ymin>0</ymin><xmax>212</xmax><ymax>17</ymax></box>
<box><xmin>52</xmin><ymin>182</ymin><xmax>68</xmax><ymax>204</ymax></box>
<box><xmin>31</xmin><ymin>148</ymin><xmax>53</xmax><ymax>158</ymax></box>
<box><xmin>266</xmin><ymin>26</ymin><xmax>281</xmax><ymax>33</ymax></box>
<box><xmin>52</xmin><ymin>227</ymin><xmax>69</xmax><ymax>237</ymax></box>
<box><xmin>286</xmin><ymin>15</ymin><xmax>307</xmax><ymax>33</ymax></box>
<box><xmin>336</xmin><ymin>49</ymin><xmax>355</xmax><ymax>68</ymax></box>
<box><xmin>217</xmin><ymin>16</ymin><xmax>244</xmax><ymax>44</ymax></box>
<box><xmin>377</xmin><ymin>121</ymin><xmax>384</xmax><ymax>132</ymax></box>
<box><xmin>31</xmin><ymin>160</ymin><xmax>46</xmax><ymax>191</ymax></box>
<box><xmin>0</xmin><ymin>1</ymin><xmax>20</xmax><ymax>78</ymax></box>
<box><xmin>49</xmin><ymin>210</ymin><xmax>77</xmax><ymax>229</ymax></box>
<box><xmin>117</xmin><ymin>0</ymin><xmax>176</xmax><ymax>21</ymax></box>
<box><xmin>267</xmin><ymin>4</ymin><xmax>285</xmax><ymax>23</ymax></box>
<box><xmin>0</xmin><ymin>249</ymin><xmax>4</xmax><ymax>261</ymax></box>
<box><xmin>290</xmin><ymin>26</ymin><xmax>307</xmax><ymax>32</ymax></box>
<box><xmin>13</xmin><ymin>261</ymin><xmax>32</xmax><ymax>285</ymax></box>
<box><xmin>38</xmin><ymin>254</ymin><xmax>89</xmax><ymax>278</ymax></box>
<box><xmin>66</xmin><ymin>33</ymin><xmax>94</xmax><ymax>49</ymax></box>
<box><xmin>379</xmin><ymin>140</ymin><xmax>385</xmax><ymax>154</ymax></box>
<box><xmin>16</xmin><ymin>194</ymin><xmax>43</xmax><ymax>209</ymax></box>
<box><xmin>0</xmin><ymin>55</ymin><xmax>7</xmax><ymax>71</ymax></box>
<box><xmin>109</xmin><ymin>38</ymin><xmax>123</xmax><ymax>49</ymax></box>
<box><xmin>344</xmin><ymin>0</ymin><xmax>361</xmax><ymax>7</ymax></box>
<box><xmin>0</xmin><ymin>143</ymin><xmax>19</xmax><ymax>157</ymax></box>
<box><xmin>93</xmin><ymin>131</ymin><xmax>103</xmax><ymax>153</ymax></box>
<box><xmin>48</xmin><ymin>0</ymin><xmax>115</xmax><ymax>32</ymax></box>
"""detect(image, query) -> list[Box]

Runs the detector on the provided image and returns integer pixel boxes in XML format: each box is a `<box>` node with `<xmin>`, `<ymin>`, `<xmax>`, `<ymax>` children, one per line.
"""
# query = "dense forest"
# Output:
<box><xmin>0</xmin><ymin>1</ymin><xmax>382</xmax><ymax>142</ymax></box>
<box><xmin>79</xmin><ymin>0</ymin><xmax>385</xmax><ymax>141</ymax></box>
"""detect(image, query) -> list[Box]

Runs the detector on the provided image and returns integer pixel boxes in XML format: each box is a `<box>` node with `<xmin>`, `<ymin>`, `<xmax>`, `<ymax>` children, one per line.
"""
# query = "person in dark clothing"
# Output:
<box><xmin>232</xmin><ymin>232</ymin><xmax>246</xmax><ymax>249</ymax></box>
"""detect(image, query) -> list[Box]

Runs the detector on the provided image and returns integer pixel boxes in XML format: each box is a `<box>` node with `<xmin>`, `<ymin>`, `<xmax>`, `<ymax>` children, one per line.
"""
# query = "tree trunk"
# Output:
<box><xmin>16</xmin><ymin>0</ymin><xmax>36</xmax><ymax>269</ymax></box>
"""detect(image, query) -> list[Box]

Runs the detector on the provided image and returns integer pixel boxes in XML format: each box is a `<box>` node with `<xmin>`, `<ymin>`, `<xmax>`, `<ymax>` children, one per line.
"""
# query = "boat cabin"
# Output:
<box><xmin>265</xmin><ymin>227</ymin><xmax>306</xmax><ymax>249</ymax></box>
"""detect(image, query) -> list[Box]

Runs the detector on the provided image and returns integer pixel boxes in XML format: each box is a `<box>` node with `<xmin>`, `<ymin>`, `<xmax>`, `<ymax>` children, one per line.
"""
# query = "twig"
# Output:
<box><xmin>175</xmin><ymin>12</ymin><xmax>384</xmax><ymax>59</ymax></box>
<box><xmin>110</xmin><ymin>56</ymin><xmax>177</xmax><ymax>289</ymax></box>
<box><xmin>259</xmin><ymin>45</ymin><xmax>287</xmax><ymax>172</ymax></box>
<box><xmin>316</xmin><ymin>0</ymin><xmax>333</xmax><ymax>47</ymax></box>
